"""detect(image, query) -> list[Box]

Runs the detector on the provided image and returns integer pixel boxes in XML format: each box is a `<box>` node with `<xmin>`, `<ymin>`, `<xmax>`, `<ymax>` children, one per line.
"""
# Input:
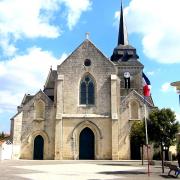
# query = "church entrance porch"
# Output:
<box><xmin>79</xmin><ymin>127</ymin><xmax>95</xmax><ymax>160</ymax></box>
<box><xmin>33</xmin><ymin>135</ymin><xmax>44</xmax><ymax>160</ymax></box>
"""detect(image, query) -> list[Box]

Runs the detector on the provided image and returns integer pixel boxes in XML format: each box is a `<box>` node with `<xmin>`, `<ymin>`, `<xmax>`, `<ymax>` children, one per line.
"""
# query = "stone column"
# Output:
<box><xmin>111</xmin><ymin>75</ymin><xmax>120</xmax><ymax>160</ymax></box>
<box><xmin>55</xmin><ymin>75</ymin><xmax>64</xmax><ymax>159</ymax></box>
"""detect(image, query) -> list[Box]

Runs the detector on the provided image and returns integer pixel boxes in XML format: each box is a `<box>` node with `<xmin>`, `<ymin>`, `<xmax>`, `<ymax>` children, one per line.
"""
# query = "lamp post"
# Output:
<box><xmin>161</xmin><ymin>142</ymin><xmax>168</xmax><ymax>173</ymax></box>
<box><xmin>160</xmin><ymin>127</ymin><xmax>165</xmax><ymax>173</ymax></box>
<box><xmin>161</xmin><ymin>141</ymin><xmax>165</xmax><ymax>173</ymax></box>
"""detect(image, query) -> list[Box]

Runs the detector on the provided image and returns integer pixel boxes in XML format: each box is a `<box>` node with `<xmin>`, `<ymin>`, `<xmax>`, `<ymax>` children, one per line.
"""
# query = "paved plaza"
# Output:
<box><xmin>0</xmin><ymin>160</ymin><xmax>178</xmax><ymax>180</ymax></box>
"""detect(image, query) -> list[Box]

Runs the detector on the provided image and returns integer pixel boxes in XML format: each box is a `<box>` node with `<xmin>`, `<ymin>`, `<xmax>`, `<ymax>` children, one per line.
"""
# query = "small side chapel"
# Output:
<box><xmin>10</xmin><ymin>3</ymin><xmax>154</xmax><ymax>160</ymax></box>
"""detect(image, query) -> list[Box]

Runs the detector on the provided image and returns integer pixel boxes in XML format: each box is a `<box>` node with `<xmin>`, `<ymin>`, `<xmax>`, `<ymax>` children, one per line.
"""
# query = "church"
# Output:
<box><xmin>10</xmin><ymin>3</ymin><xmax>154</xmax><ymax>160</ymax></box>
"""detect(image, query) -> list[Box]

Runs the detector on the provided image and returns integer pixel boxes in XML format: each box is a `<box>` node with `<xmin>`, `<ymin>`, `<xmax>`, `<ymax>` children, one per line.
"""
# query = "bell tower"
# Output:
<box><xmin>111</xmin><ymin>1</ymin><xmax>144</xmax><ymax>97</ymax></box>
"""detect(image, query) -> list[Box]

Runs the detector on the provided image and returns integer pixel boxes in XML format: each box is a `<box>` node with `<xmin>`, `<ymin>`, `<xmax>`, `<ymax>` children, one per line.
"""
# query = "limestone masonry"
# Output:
<box><xmin>10</xmin><ymin>3</ymin><xmax>155</xmax><ymax>160</ymax></box>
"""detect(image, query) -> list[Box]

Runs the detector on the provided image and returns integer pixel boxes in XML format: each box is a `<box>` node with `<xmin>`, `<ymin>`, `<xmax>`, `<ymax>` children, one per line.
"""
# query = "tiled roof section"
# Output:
<box><xmin>111</xmin><ymin>44</ymin><xmax>141</xmax><ymax>64</ymax></box>
<box><xmin>121</xmin><ymin>90</ymin><xmax>154</xmax><ymax>107</ymax></box>
<box><xmin>21</xmin><ymin>94</ymin><xmax>34</xmax><ymax>105</ymax></box>
<box><xmin>44</xmin><ymin>70</ymin><xmax>57</xmax><ymax>89</ymax></box>
<box><xmin>113</xmin><ymin>58</ymin><xmax>144</xmax><ymax>67</ymax></box>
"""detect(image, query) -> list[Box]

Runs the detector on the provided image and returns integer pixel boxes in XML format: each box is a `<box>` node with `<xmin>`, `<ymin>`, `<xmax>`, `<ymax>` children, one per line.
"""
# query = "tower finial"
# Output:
<box><xmin>118</xmin><ymin>0</ymin><xmax>128</xmax><ymax>45</ymax></box>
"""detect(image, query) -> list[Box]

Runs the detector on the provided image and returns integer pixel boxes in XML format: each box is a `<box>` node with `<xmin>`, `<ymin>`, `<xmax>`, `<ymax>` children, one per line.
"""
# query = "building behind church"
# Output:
<box><xmin>10</xmin><ymin>3</ymin><xmax>154</xmax><ymax>160</ymax></box>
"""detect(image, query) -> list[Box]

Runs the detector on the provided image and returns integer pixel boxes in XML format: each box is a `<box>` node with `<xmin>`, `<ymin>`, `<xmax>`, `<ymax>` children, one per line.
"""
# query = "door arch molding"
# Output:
<box><xmin>28</xmin><ymin>130</ymin><xmax>49</xmax><ymax>160</ymax></box>
<box><xmin>71</xmin><ymin>120</ymin><xmax>103</xmax><ymax>160</ymax></box>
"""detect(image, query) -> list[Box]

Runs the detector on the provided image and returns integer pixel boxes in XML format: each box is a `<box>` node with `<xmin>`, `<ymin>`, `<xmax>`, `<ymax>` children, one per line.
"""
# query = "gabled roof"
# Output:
<box><xmin>11</xmin><ymin>90</ymin><xmax>53</xmax><ymax>120</ymax></box>
<box><xmin>44</xmin><ymin>68</ymin><xmax>57</xmax><ymax>89</ymax></box>
<box><xmin>58</xmin><ymin>39</ymin><xmax>115</xmax><ymax>68</ymax></box>
<box><xmin>10</xmin><ymin>111</ymin><xmax>21</xmax><ymax>120</ymax></box>
<box><xmin>31</xmin><ymin>90</ymin><xmax>54</xmax><ymax>103</ymax></box>
<box><xmin>21</xmin><ymin>94</ymin><xmax>34</xmax><ymax>105</ymax></box>
<box><xmin>121</xmin><ymin>89</ymin><xmax>155</xmax><ymax>107</ymax></box>
<box><xmin>20</xmin><ymin>90</ymin><xmax>53</xmax><ymax>107</ymax></box>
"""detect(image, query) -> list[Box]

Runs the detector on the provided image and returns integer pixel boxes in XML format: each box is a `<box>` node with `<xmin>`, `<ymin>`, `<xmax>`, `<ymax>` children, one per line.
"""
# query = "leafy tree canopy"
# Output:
<box><xmin>130</xmin><ymin>120</ymin><xmax>146</xmax><ymax>145</ymax></box>
<box><xmin>0</xmin><ymin>131</ymin><xmax>5</xmax><ymax>140</ymax></box>
<box><xmin>148</xmin><ymin>108</ymin><xmax>179</xmax><ymax>148</ymax></box>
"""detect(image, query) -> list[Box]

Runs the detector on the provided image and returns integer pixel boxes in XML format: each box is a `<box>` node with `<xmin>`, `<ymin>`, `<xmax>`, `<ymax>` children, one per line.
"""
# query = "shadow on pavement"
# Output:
<box><xmin>99</xmin><ymin>163</ymin><xmax>132</xmax><ymax>166</ymax></box>
<box><xmin>0</xmin><ymin>165</ymin><xmax>44</xmax><ymax>180</ymax></box>
<box><xmin>160</xmin><ymin>174</ymin><xmax>177</xmax><ymax>178</ymax></box>
<box><xmin>88</xmin><ymin>179</ymin><xmax>120</xmax><ymax>180</ymax></box>
<box><xmin>98</xmin><ymin>171</ymin><xmax>146</xmax><ymax>175</ymax></box>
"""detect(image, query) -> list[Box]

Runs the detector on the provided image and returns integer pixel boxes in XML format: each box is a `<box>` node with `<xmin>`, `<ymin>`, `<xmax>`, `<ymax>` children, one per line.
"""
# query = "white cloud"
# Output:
<box><xmin>146</xmin><ymin>71</ymin><xmax>155</xmax><ymax>76</ymax></box>
<box><xmin>0</xmin><ymin>47</ymin><xmax>67</xmax><ymax>113</ymax></box>
<box><xmin>161</xmin><ymin>82</ymin><xmax>171</xmax><ymax>92</ymax></box>
<box><xmin>115</xmin><ymin>0</ymin><xmax>180</xmax><ymax>64</ymax></box>
<box><xmin>0</xmin><ymin>0</ymin><xmax>92</xmax><ymax>56</ymax></box>
<box><xmin>161</xmin><ymin>82</ymin><xmax>176</xmax><ymax>93</ymax></box>
<box><xmin>63</xmin><ymin>0</ymin><xmax>92</xmax><ymax>30</ymax></box>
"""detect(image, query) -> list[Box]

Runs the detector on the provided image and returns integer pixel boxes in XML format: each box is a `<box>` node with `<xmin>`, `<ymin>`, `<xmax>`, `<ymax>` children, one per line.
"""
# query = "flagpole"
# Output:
<box><xmin>144</xmin><ymin>96</ymin><xmax>150</xmax><ymax>176</ymax></box>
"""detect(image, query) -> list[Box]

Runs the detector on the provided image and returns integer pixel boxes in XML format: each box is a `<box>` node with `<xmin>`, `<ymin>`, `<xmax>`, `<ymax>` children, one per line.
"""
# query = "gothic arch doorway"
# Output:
<box><xmin>33</xmin><ymin>135</ymin><xmax>44</xmax><ymax>160</ymax></box>
<box><xmin>79</xmin><ymin>127</ymin><xmax>95</xmax><ymax>160</ymax></box>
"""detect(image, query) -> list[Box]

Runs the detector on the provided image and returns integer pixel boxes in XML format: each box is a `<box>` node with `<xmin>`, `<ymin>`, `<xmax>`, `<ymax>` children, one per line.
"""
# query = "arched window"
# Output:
<box><xmin>35</xmin><ymin>100</ymin><xmax>45</xmax><ymax>119</ymax></box>
<box><xmin>130</xmin><ymin>101</ymin><xmax>139</xmax><ymax>119</ymax></box>
<box><xmin>80</xmin><ymin>75</ymin><xmax>95</xmax><ymax>105</ymax></box>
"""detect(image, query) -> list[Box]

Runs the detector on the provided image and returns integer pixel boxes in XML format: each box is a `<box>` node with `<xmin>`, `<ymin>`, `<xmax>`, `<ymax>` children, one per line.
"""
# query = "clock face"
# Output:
<box><xmin>124</xmin><ymin>72</ymin><xmax>130</xmax><ymax>78</ymax></box>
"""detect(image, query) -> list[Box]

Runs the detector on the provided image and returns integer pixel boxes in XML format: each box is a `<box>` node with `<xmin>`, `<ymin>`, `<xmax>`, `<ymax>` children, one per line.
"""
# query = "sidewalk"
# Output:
<box><xmin>0</xmin><ymin>160</ymin><xmax>177</xmax><ymax>180</ymax></box>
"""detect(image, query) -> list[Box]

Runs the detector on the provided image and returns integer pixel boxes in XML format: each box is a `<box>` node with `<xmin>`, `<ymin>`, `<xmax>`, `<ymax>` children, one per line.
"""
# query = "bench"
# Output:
<box><xmin>168</xmin><ymin>164</ymin><xmax>180</xmax><ymax>177</ymax></box>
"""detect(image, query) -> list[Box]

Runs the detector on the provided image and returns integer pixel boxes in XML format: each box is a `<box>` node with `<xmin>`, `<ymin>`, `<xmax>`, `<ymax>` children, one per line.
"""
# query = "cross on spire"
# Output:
<box><xmin>85</xmin><ymin>32</ymin><xmax>90</xmax><ymax>40</ymax></box>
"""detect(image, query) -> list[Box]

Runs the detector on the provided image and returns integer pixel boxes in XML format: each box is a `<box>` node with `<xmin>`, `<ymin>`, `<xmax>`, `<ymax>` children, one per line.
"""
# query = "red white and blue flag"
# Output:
<box><xmin>142</xmin><ymin>73</ymin><xmax>151</xmax><ymax>97</ymax></box>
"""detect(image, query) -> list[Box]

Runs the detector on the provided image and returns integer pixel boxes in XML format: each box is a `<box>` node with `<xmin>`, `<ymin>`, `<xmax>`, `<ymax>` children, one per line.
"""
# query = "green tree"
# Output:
<box><xmin>0</xmin><ymin>131</ymin><xmax>5</xmax><ymax>140</ymax></box>
<box><xmin>148</xmin><ymin>108</ymin><xmax>179</xmax><ymax>160</ymax></box>
<box><xmin>130</xmin><ymin>121</ymin><xmax>146</xmax><ymax>164</ymax></box>
<box><xmin>131</xmin><ymin>121</ymin><xmax>146</xmax><ymax>145</ymax></box>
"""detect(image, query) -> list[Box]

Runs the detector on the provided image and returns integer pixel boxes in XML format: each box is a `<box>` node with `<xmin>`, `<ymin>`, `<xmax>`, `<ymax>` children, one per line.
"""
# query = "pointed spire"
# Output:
<box><xmin>118</xmin><ymin>0</ymin><xmax>128</xmax><ymax>45</ymax></box>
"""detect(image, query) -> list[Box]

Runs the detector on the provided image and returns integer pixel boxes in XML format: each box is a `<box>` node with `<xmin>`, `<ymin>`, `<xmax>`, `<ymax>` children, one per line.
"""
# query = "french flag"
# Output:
<box><xmin>142</xmin><ymin>73</ymin><xmax>151</xmax><ymax>97</ymax></box>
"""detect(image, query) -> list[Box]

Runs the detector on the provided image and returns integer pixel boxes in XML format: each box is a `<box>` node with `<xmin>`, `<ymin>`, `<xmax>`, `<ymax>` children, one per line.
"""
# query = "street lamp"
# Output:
<box><xmin>161</xmin><ymin>142</ymin><xmax>165</xmax><ymax>173</ymax></box>
<box><xmin>161</xmin><ymin>142</ymin><xmax>168</xmax><ymax>173</ymax></box>
<box><xmin>160</xmin><ymin>127</ymin><xmax>167</xmax><ymax>173</ymax></box>
<box><xmin>163</xmin><ymin>145</ymin><xmax>168</xmax><ymax>161</ymax></box>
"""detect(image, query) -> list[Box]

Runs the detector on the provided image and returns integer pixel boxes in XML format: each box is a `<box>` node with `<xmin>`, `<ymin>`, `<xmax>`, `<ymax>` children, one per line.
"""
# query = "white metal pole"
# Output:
<box><xmin>144</xmin><ymin>102</ymin><xmax>148</xmax><ymax>145</ymax></box>
<box><xmin>144</xmin><ymin>97</ymin><xmax>150</xmax><ymax>176</ymax></box>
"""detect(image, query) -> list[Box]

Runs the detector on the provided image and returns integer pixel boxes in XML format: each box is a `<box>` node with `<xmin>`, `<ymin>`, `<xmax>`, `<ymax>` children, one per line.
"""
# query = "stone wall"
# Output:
<box><xmin>19</xmin><ymin>92</ymin><xmax>55</xmax><ymax>160</ymax></box>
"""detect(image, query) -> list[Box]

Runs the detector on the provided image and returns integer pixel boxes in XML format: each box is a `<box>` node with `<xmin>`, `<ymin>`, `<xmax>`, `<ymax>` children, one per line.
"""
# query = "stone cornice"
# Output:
<box><xmin>61</xmin><ymin>114</ymin><xmax>110</xmax><ymax>118</ymax></box>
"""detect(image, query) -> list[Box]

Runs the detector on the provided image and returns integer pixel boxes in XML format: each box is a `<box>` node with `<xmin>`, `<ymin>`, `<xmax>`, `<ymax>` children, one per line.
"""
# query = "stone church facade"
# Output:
<box><xmin>10</xmin><ymin>4</ymin><xmax>154</xmax><ymax>160</ymax></box>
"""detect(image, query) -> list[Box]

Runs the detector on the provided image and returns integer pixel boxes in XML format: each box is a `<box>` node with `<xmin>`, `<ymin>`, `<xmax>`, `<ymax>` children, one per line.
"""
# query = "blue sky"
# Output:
<box><xmin>0</xmin><ymin>0</ymin><xmax>180</xmax><ymax>133</ymax></box>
